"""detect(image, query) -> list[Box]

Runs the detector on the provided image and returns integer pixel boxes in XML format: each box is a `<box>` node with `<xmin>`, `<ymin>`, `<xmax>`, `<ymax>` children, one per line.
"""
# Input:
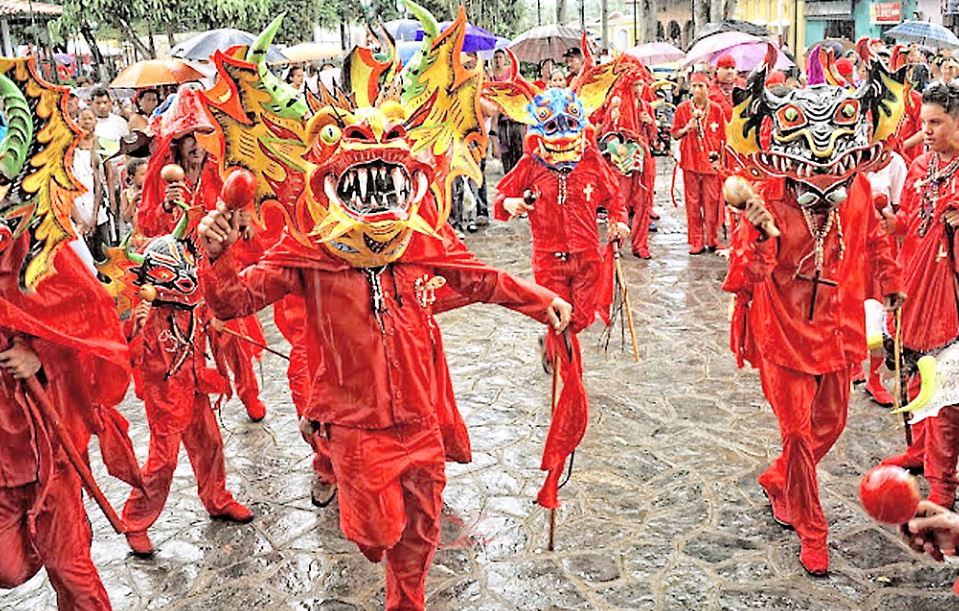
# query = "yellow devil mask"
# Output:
<box><xmin>201</xmin><ymin>1</ymin><xmax>486</xmax><ymax>268</ymax></box>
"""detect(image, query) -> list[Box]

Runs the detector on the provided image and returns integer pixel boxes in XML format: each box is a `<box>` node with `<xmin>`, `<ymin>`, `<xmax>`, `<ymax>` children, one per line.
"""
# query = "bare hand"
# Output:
<box><xmin>163</xmin><ymin>182</ymin><xmax>186</xmax><ymax>212</ymax></box>
<box><xmin>743</xmin><ymin>198</ymin><xmax>773</xmax><ymax>232</ymax></box>
<box><xmin>881</xmin><ymin>209</ymin><xmax>898</xmax><ymax>235</ymax></box>
<box><xmin>883</xmin><ymin>292</ymin><xmax>907</xmax><ymax>312</ymax></box>
<box><xmin>943</xmin><ymin>209</ymin><xmax>959</xmax><ymax>229</ymax></box>
<box><xmin>235</xmin><ymin>208</ymin><xmax>254</xmax><ymax>240</ymax></box>
<box><xmin>133</xmin><ymin>301</ymin><xmax>151</xmax><ymax>325</ymax></box>
<box><xmin>639</xmin><ymin>111</ymin><xmax>653</xmax><ymax>124</ymax></box>
<box><xmin>901</xmin><ymin>500</ymin><xmax>959</xmax><ymax>560</ymax></box>
<box><xmin>546</xmin><ymin>297</ymin><xmax>572</xmax><ymax>332</ymax></box>
<box><xmin>210</xmin><ymin>317</ymin><xmax>225</xmax><ymax>332</ymax></box>
<box><xmin>197</xmin><ymin>200</ymin><xmax>240</xmax><ymax>260</ymax></box>
<box><xmin>608</xmin><ymin>221</ymin><xmax>631</xmax><ymax>242</ymax></box>
<box><xmin>0</xmin><ymin>337</ymin><xmax>41</xmax><ymax>379</ymax></box>
<box><xmin>503</xmin><ymin>198</ymin><xmax>534</xmax><ymax>218</ymax></box>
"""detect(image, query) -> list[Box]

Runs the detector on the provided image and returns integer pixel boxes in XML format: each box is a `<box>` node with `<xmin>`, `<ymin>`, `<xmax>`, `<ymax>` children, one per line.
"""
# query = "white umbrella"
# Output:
<box><xmin>683</xmin><ymin>31</ymin><xmax>762</xmax><ymax>67</ymax></box>
<box><xmin>626</xmin><ymin>42</ymin><xmax>685</xmax><ymax>66</ymax></box>
<box><xmin>509</xmin><ymin>24</ymin><xmax>584</xmax><ymax>63</ymax></box>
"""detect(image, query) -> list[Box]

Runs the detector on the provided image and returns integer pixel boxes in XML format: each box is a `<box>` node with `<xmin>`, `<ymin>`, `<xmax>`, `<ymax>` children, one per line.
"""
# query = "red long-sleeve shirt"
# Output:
<box><xmin>671</xmin><ymin>99</ymin><xmax>726</xmax><ymax>175</ymax></box>
<box><xmin>723</xmin><ymin>175</ymin><xmax>903</xmax><ymax>375</ymax></box>
<box><xmin>200</xmin><ymin>233</ymin><xmax>557</xmax><ymax>429</ymax></box>
<box><xmin>493</xmin><ymin>146</ymin><xmax>625</xmax><ymax>255</ymax></box>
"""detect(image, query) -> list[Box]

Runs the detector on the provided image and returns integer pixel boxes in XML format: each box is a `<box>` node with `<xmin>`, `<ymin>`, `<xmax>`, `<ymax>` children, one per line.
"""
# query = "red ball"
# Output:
<box><xmin>220</xmin><ymin>168</ymin><xmax>257</xmax><ymax>211</ymax></box>
<box><xmin>859</xmin><ymin>465</ymin><xmax>921</xmax><ymax>525</ymax></box>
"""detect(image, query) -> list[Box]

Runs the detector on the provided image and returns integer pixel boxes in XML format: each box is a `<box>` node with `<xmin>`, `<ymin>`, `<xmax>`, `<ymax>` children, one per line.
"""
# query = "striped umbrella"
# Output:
<box><xmin>885</xmin><ymin>20</ymin><xmax>959</xmax><ymax>50</ymax></box>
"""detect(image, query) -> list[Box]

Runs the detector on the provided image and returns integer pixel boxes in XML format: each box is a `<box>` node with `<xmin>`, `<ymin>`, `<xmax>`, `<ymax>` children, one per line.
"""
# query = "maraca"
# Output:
<box><xmin>859</xmin><ymin>465</ymin><xmax>921</xmax><ymax>525</ymax></box>
<box><xmin>160</xmin><ymin>164</ymin><xmax>185</xmax><ymax>212</ymax></box>
<box><xmin>220</xmin><ymin>168</ymin><xmax>257</xmax><ymax>211</ymax></box>
<box><xmin>723</xmin><ymin>175</ymin><xmax>781</xmax><ymax>238</ymax></box>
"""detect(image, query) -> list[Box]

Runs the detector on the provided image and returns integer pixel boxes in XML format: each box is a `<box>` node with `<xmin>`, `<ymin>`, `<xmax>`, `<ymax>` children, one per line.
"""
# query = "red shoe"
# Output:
<box><xmin>243</xmin><ymin>396</ymin><xmax>266</xmax><ymax>422</ymax></box>
<box><xmin>799</xmin><ymin>540</ymin><xmax>829</xmax><ymax>576</ymax></box>
<box><xmin>211</xmin><ymin>501</ymin><xmax>254</xmax><ymax>523</ymax></box>
<box><xmin>865</xmin><ymin>375</ymin><xmax>894</xmax><ymax>407</ymax></box>
<box><xmin>880</xmin><ymin>452</ymin><xmax>924</xmax><ymax>475</ymax></box>
<box><xmin>759</xmin><ymin>484</ymin><xmax>792</xmax><ymax>529</ymax></box>
<box><xmin>632</xmin><ymin>249</ymin><xmax>651</xmax><ymax>260</ymax></box>
<box><xmin>689</xmin><ymin>248</ymin><xmax>706</xmax><ymax>255</ymax></box>
<box><xmin>125</xmin><ymin>530</ymin><xmax>155</xmax><ymax>557</ymax></box>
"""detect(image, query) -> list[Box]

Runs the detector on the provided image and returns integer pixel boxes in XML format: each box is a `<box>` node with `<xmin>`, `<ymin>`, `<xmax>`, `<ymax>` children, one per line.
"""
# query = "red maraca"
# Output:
<box><xmin>220</xmin><ymin>167</ymin><xmax>257</xmax><ymax>211</ymax></box>
<box><xmin>859</xmin><ymin>465</ymin><xmax>921</xmax><ymax>524</ymax></box>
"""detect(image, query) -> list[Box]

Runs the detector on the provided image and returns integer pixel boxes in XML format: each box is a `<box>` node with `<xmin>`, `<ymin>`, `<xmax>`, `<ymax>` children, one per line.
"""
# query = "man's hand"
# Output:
<box><xmin>943</xmin><ymin>209</ymin><xmax>959</xmax><ymax>229</ymax></box>
<box><xmin>0</xmin><ymin>337</ymin><xmax>41</xmax><ymax>380</ymax></box>
<box><xmin>210</xmin><ymin>317</ymin><xmax>225</xmax><ymax>332</ymax></box>
<box><xmin>901</xmin><ymin>500</ymin><xmax>959</xmax><ymax>560</ymax></box>
<box><xmin>881</xmin><ymin>209</ymin><xmax>899</xmax><ymax>235</ymax></box>
<box><xmin>502</xmin><ymin>197</ymin><xmax>534</xmax><ymax>219</ymax></box>
<box><xmin>546</xmin><ymin>297</ymin><xmax>572</xmax><ymax>332</ymax></box>
<box><xmin>235</xmin><ymin>208</ymin><xmax>254</xmax><ymax>240</ymax></box>
<box><xmin>639</xmin><ymin>111</ymin><xmax>653</xmax><ymax>124</ymax></box>
<box><xmin>883</xmin><ymin>292</ymin><xmax>907</xmax><ymax>312</ymax></box>
<box><xmin>163</xmin><ymin>182</ymin><xmax>186</xmax><ymax>212</ymax></box>
<box><xmin>743</xmin><ymin>198</ymin><xmax>773</xmax><ymax>232</ymax></box>
<box><xmin>608</xmin><ymin>221</ymin><xmax>631</xmax><ymax>242</ymax></box>
<box><xmin>197</xmin><ymin>200</ymin><xmax>240</xmax><ymax>260</ymax></box>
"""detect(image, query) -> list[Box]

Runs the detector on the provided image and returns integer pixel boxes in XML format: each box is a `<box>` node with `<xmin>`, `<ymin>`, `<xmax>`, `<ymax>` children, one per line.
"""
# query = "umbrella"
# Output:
<box><xmin>626</xmin><ymin>42</ymin><xmax>685</xmax><ymax>66</ymax></box>
<box><xmin>416</xmin><ymin>21</ymin><xmax>497</xmax><ymax>52</ymax></box>
<box><xmin>810</xmin><ymin>38</ymin><xmax>854</xmax><ymax>54</ymax></box>
<box><xmin>885</xmin><ymin>20</ymin><xmax>959</xmax><ymax>49</ymax></box>
<box><xmin>384</xmin><ymin>18</ymin><xmax>421</xmax><ymax>42</ymax></box>
<box><xmin>509</xmin><ymin>24</ymin><xmax>584</xmax><ymax>63</ymax></box>
<box><xmin>710</xmin><ymin>42</ymin><xmax>794</xmax><ymax>72</ymax></box>
<box><xmin>171</xmin><ymin>28</ymin><xmax>287</xmax><ymax>62</ymax></box>
<box><xmin>110</xmin><ymin>59</ymin><xmax>205</xmax><ymax>88</ymax></box>
<box><xmin>684</xmin><ymin>31</ymin><xmax>763</xmax><ymax>66</ymax></box>
<box><xmin>690</xmin><ymin>19</ymin><xmax>769</xmax><ymax>47</ymax></box>
<box><xmin>279</xmin><ymin>42</ymin><xmax>343</xmax><ymax>64</ymax></box>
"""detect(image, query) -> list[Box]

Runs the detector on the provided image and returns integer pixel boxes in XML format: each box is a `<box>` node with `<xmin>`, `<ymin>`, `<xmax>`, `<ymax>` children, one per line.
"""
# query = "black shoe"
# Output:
<box><xmin>467</xmin><ymin>222</ymin><xmax>478</xmax><ymax>233</ymax></box>
<box><xmin>706</xmin><ymin>245</ymin><xmax>717</xmax><ymax>253</ymax></box>
<box><xmin>648</xmin><ymin>223</ymin><xmax>658</xmax><ymax>232</ymax></box>
<box><xmin>689</xmin><ymin>248</ymin><xmax>706</xmax><ymax>255</ymax></box>
<box><xmin>538</xmin><ymin>336</ymin><xmax>553</xmax><ymax>375</ymax></box>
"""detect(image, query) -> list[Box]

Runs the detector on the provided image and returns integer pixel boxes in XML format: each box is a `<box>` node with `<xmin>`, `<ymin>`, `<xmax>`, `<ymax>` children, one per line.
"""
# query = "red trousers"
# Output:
<box><xmin>0</xmin><ymin>465</ymin><xmax>111</xmax><ymax>610</ymax></box>
<box><xmin>682</xmin><ymin>170</ymin><xmax>721</xmax><ymax>250</ymax></box>
<box><xmin>218</xmin><ymin>331</ymin><xmax>261</xmax><ymax>413</ymax></box>
<box><xmin>532</xmin><ymin>250</ymin><xmax>601</xmax><ymax>334</ymax></box>
<box><xmin>621</xmin><ymin>173</ymin><xmax>651</xmax><ymax>257</ymax></box>
<box><xmin>272</xmin><ymin>296</ymin><xmax>310</xmax><ymax>415</ymax></box>
<box><xmin>926</xmin><ymin>408</ymin><xmax>959</xmax><ymax>509</ymax></box>
<box><xmin>327</xmin><ymin>422</ymin><xmax>445</xmax><ymax>611</ymax></box>
<box><xmin>122</xmin><ymin>394</ymin><xmax>237</xmax><ymax>532</ymax></box>
<box><xmin>757</xmin><ymin>359</ymin><xmax>850</xmax><ymax>544</ymax></box>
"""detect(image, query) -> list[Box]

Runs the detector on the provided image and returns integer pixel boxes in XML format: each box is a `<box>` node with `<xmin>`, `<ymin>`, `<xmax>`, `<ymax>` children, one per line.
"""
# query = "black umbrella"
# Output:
<box><xmin>689</xmin><ymin>20</ymin><xmax>770</xmax><ymax>50</ymax></box>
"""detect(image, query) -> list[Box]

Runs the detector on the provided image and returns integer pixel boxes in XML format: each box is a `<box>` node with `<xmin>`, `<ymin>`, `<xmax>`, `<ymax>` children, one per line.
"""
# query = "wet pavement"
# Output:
<box><xmin>4</xmin><ymin>158</ymin><xmax>958</xmax><ymax>610</ymax></box>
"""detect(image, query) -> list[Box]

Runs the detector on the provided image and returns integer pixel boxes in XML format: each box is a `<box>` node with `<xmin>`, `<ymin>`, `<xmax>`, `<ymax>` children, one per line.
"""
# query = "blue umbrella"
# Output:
<box><xmin>384</xmin><ymin>19</ymin><xmax>421</xmax><ymax>42</ymax></box>
<box><xmin>415</xmin><ymin>21</ymin><xmax>498</xmax><ymax>52</ymax></box>
<box><xmin>885</xmin><ymin>20</ymin><xmax>959</xmax><ymax>49</ymax></box>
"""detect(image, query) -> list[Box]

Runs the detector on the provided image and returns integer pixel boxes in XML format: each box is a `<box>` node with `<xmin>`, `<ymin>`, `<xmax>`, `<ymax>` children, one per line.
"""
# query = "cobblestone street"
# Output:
<box><xmin>3</xmin><ymin>158</ymin><xmax>958</xmax><ymax>610</ymax></box>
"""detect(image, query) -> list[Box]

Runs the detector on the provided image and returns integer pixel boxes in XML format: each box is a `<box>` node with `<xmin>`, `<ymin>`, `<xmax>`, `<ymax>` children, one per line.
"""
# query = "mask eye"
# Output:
<box><xmin>148</xmin><ymin>267</ymin><xmax>175</xmax><ymax>282</ymax></box>
<box><xmin>833</xmin><ymin>99</ymin><xmax>860</xmax><ymax>125</ymax></box>
<box><xmin>776</xmin><ymin>105</ymin><xmax>806</xmax><ymax>130</ymax></box>
<box><xmin>320</xmin><ymin>124</ymin><xmax>341</xmax><ymax>145</ymax></box>
<box><xmin>536</xmin><ymin>106</ymin><xmax>551</xmax><ymax>122</ymax></box>
<box><xmin>384</xmin><ymin>125</ymin><xmax>407</xmax><ymax>141</ymax></box>
<box><xmin>567</xmin><ymin>103</ymin><xmax>580</xmax><ymax>116</ymax></box>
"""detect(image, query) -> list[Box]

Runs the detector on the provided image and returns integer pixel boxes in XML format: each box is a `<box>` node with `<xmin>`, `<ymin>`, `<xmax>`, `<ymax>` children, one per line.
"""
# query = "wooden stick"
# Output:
<box><xmin>613</xmin><ymin>242</ymin><xmax>640</xmax><ymax>362</ymax></box>
<box><xmin>24</xmin><ymin>377</ymin><xmax>129</xmax><ymax>534</ymax></box>
<box><xmin>220</xmin><ymin>326</ymin><xmax>291</xmax><ymax>361</ymax></box>
<box><xmin>548</xmin><ymin>347</ymin><xmax>561</xmax><ymax>552</ymax></box>
<box><xmin>892</xmin><ymin>306</ymin><xmax>912</xmax><ymax>446</ymax></box>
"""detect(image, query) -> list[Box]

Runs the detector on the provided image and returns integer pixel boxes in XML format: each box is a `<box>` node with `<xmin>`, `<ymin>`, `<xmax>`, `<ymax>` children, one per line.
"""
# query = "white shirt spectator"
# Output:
<box><xmin>867</xmin><ymin>151</ymin><xmax>908</xmax><ymax>210</ymax></box>
<box><xmin>95</xmin><ymin>113</ymin><xmax>129</xmax><ymax>144</ymax></box>
<box><xmin>72</xmin><ymin>148</ymin><xmax>109</xmax><ymax>227</ymax></box>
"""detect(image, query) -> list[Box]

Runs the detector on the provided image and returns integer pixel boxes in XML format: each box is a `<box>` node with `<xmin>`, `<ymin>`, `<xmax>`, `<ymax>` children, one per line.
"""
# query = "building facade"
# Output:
<box><xmin>803</xmin><ymin>0</ymin><xmax>916</xmax><ymax>49</ymax></box>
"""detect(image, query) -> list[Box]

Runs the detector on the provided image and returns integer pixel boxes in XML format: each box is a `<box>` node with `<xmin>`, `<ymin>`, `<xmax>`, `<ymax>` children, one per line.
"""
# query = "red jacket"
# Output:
<box><xmin>891</xmin><ymin>152</ymin><xmax>959</xmax><ymax>351</ymax></box>
<box><xmin>723</xmin><ymin>175</ymin><xmax>902</xmax><ymax>375</ymax></box>
<box><xmin>671</xmin><ymin>99</ymin><xmax>727</xmax><ymax>175</ymax></box>
<box><xmin>200</xmin><ymin>230</ymin><xmax>557</xmax><ymax>430</ymax></box>
<box><xmin>897</xmin><ymin>89</ymin><xmax>924</xmax><ymax>164</ymax></box>
<box><xmin>493</xmin><ymin>146</ymin><xmax>626</xmax><ymax>255</ymax></box>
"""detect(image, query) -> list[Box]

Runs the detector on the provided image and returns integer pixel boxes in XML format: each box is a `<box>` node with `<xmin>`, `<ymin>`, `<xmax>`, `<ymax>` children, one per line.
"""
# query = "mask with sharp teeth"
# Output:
<box><xmin>726</xmin><ymin>42</ymin><xmax>907</xmax><ymax>212</ymax></box>
<box><xmin>199</xmin><ymin>2</ymin><xmax>487</xmax><ymax>268</ymax></box>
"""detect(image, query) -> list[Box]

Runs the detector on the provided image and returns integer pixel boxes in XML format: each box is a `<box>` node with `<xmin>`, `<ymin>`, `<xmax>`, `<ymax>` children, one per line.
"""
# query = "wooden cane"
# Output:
<box><xmin>547</xmin><ymin>343</ymin><xmax>561</xmax><ymax>552</ymax></box>
<box><xmin>892</xmin><ymin>306</ymin><xmax>913</xmax><ymax>446</ymax></box>
<box><xmin>219</xmin><ymin>326</ymin><xmax>291</xmax><ymax>361</ymax></box>
<box><xmin>612</xmin><ymin>241</ymin><xmax>640</xmax><ymax>362</ymax></box>
<box><xmin>23</xmin><ymin>376</ymin><xmax>129</xmax><ymax>534</ymax></box>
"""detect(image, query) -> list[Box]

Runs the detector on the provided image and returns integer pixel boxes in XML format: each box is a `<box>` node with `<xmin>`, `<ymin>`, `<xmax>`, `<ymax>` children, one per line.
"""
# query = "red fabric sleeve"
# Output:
<box><xmin>867</xmin><ymin>199</ymin><xmax>904</xmax><ymax>298</ymax></box>
<box><xmin>670</xmin><ymin>102</ymin><xmax>689</xmax><ymax>138</ymax></box>
<box><xmin>199</xmin><ymin>251</ymin><xmax>302</xmax><ymax>321</ymax></box>
<box><xmin>493</xmin><ymin>156</ymin><xmax>532</xmax><ymax>221</ymax></box>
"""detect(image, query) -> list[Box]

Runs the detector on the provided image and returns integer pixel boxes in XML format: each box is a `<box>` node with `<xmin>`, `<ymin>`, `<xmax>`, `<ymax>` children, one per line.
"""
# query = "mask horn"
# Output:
<box><xmin>124</xmin><ymin>233</ymin><xmax>145</xmax><ymax>264</ymax></box>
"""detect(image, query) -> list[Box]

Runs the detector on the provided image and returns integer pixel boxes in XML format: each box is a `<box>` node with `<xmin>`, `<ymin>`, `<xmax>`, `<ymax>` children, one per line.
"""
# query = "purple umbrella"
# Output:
<box><xmin>416</xmin><ymin>21</ymin><xmax>498</xmax><ymax>52</ymax></box>
<box><xmin>709</xmin><ymin>42</ymin><xmax>794</xmax><ymax>71</ymax></box>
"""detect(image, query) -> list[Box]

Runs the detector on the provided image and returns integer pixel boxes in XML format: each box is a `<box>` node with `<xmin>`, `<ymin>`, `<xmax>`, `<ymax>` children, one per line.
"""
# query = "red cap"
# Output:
<box><xmin>765</xmin><ymin>71</ymin><xmax>787</xmax><ymax>86</ymax></box>
<box><xmin>716</xmin><ymin>54</ymin><xmax>737</xmax><ymax>69</ymax></box>
<box><xmin>690</xmin><ymin>72</ymin><xmax>710</xmax><ymax>85</ymax></box>
<box><xmin>836</xmin><ymin>58</ymin><xmax>854</xmax><ymax>78</ymax></box>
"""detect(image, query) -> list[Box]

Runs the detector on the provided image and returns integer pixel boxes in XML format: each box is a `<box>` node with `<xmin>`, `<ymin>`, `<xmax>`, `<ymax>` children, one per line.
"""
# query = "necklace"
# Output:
<box><xmin>918</xmin><ymin>152</ymin><xmax>959</xmax><ymax>236</ymax></box>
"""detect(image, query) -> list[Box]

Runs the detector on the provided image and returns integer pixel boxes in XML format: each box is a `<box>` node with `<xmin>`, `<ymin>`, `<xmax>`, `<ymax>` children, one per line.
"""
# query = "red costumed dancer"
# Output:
<box><xmin>881</xmin><ymin>82</ymin><xmax>959</xmax><ymax>509</ymax></box>
<box><xmin>121</xmin><ymin>205</ymin><xmax>253</xmax><ymax>557</ymax></box>
<box><xmin>672</xmin><ymin>72</ymin><xmax>727</xmax><ymax>254</ymax></box>
<box><xmin>193</xmin><ymin>12</ymin><xmax>578</xmax><ymax>610</ymax></box>
<box><xmin>0</xmin><ymin>57</ymin><xmax>142</xmax><ymax>609</ymax></box>
<box><xmin>722</xmin><ymin>52</ymin><xmax>906</xmax><ymax>574</ymax></box>
<box><xmin>594</xmin><ymin>58</ymin><xmax>658</xmax><ymax>259</ymax></box>
<box><xmin>138</xmin><ymin>86</ymin><xmax>268</xmax><ymax>422</ymax></box>
<box><xmin>709</xmin><ymin>53</ymin><xmax>743</xmax><ymax>121</ymax></box>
